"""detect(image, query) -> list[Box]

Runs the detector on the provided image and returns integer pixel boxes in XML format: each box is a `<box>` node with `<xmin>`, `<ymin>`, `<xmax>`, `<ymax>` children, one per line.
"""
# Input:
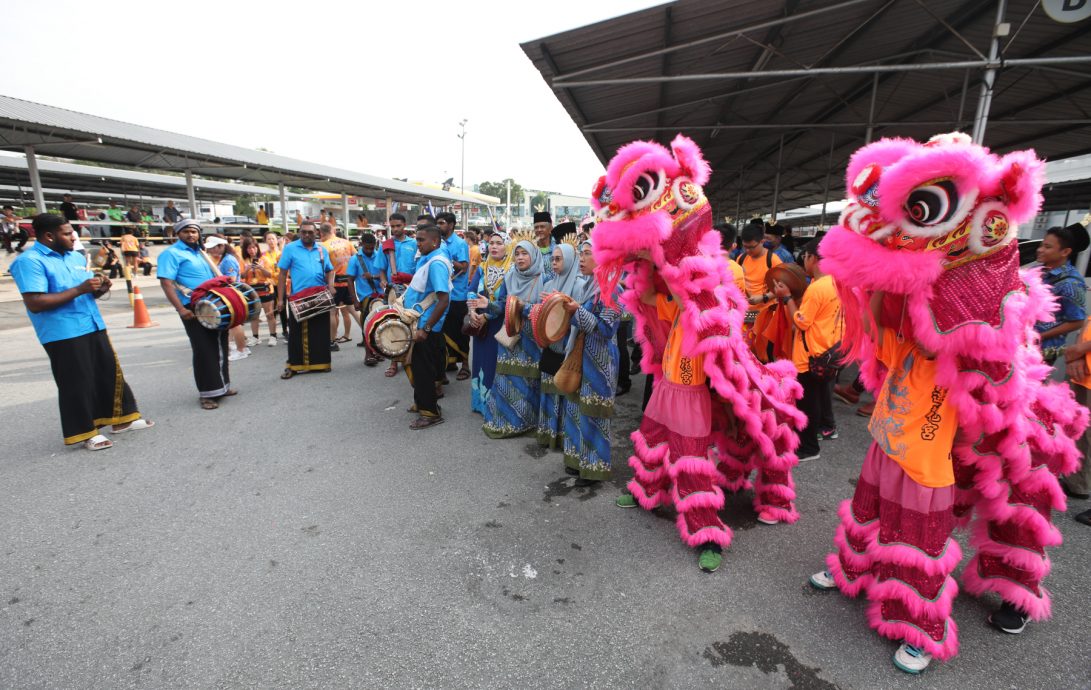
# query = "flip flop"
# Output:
<box><xmin>384</xmin><ymin>365</ymin><xmax>398</xmax><ymax>378</ymax></box>
<box><xmin>280</xmin><ymin>368</ymin><xmax>296</xmax><ymax>380</ymax></box>
<box><xmin>336</xmin><ymin>336</ymin><xmax>352</xmax><ymax>343</ymax></box>
<box><xmin>221</xmin><ymin>389</ymin><xmax>238</xmax><ymax>397</ymax></box>
<box><xmin>409</xmin><ymin>416</ymin><xmax>445</xmax><ymax>430</ymax></box>
<box><xmin>111</xmin><ymin>419</ymin><xmax>155</xmax><ymax>433</ymax></box>
<box><xmin>200</xmin><ymin>399</ymin><xmax>219</xmax><ymax>410</ymax></box>
<box><xmin>84</xmin><ymin>434</ymin><xmax>113</xmax><ymax>451</ymax></box>
<box><xmin>456</xmin><ymin>368</ymin><xmax>471</xmax><ymax>381</ymax></box>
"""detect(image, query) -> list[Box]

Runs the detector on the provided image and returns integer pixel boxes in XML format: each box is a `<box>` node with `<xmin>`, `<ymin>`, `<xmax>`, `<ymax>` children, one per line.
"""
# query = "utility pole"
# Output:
<box><xmin>458</xmin><ymin>119</ymin><xmax>468</xmax><ymax>233</ymax></box>
<box><xmin>506</xmin><ymin>179</ymin><xmax>511</xmax><ymax>228</ymax></box>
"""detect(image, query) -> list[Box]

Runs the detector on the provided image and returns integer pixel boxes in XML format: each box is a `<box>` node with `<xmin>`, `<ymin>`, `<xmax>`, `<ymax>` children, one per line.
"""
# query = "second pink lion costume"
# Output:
<box><xmin>590</xmin><ymin>135</ymin><xmax>805</xmax><ymax>570</ymax></box>
<box><xmin>812</xmin><ymin>132</ymin><xmax>1087</xmax><ymax>672</ymax></box>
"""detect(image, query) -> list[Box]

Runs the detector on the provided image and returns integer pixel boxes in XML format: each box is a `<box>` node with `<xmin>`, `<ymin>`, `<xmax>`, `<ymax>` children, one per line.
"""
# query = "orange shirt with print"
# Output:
<box><xmin>791</xmin><ymin>275</ymin><xmax>842</xmax><ymax>374</ymax></box>
<box><xmin>322</xmin><ymin>236</ymin><xmax>354</xmax><ymax>277</ymax></box>
<box><xmin>727</xmin><ymin>259</ymin><xmax>746</xmax><ymax>295</ymax></box>
<box><xmin>657</xmin><ymin>294</ymin><xmax>706</xmax><ymax>387</ymax></box>
<box><xmin>868</xmin><ymin>328</ymin><xmax>958</xmax><ymax>488</ymax></box>
<box><xmin>739</xmin><ymin>250</ymin><xmax>781</xmax><ymax>314</ymax></box>
<box><xmin>120</xmin><ymin>234</ymin><xmax>139</xmax><ymax>253</ymax></box>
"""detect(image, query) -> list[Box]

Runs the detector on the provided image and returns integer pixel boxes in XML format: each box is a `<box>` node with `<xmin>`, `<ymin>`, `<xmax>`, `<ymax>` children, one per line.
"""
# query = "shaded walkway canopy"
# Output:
<box><xmin>522</xmin><ymin>0</ymin><xmax>1091</xmax><ymax>219</ymax></box>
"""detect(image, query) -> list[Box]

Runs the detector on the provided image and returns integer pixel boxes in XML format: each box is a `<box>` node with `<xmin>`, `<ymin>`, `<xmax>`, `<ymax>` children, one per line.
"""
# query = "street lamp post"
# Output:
<box><xmin>457</xmin><ymin>118</ymin><xmax>468</xmax><ymax>233</ymax></box>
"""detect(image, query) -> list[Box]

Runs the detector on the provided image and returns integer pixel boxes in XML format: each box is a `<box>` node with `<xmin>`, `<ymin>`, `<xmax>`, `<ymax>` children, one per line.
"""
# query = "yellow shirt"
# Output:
<box><xmin>868</xmin><ymin>328</ymin><xmax>957</xmax><ymax>488</ymax></box>
<box><xmin>728</xmin><ymin>259</ymin><xmax>745</xmax><ymax>295</ymax></box>
<box><xmin>256</xmin><ymin>209</ymin><xmax>268</xmax><ymax>225</ymax></box>
<box><xmin>322</xmin><ymin>236</ymin><xmax>354</xmax><ymax>276</ymax></box>
<box><xmin>120</xmin><ymin>234</ymin><xmax>139</xmax><ymax>252</ymax></box>
<box><xmin>739</xmin><ymin>250</ymin><xmax>782</xmax><ymax>314</ymax></box>
<box><xmin>657</xmin><ymin>294</ymin><xmax>706</xmax><ymax>387</ymax></box>
<box><xmin>791</xmin><ymin>275</ymin><xmax>842</xmax><ymax>374</ymax></box>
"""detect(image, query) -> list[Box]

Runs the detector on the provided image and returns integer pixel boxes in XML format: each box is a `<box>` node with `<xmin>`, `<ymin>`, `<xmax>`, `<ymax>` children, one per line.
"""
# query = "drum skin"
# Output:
<box><xmin>765</xmin><ymin>263</ymin><xmax>809</xmax><ymax>302</ymax></box>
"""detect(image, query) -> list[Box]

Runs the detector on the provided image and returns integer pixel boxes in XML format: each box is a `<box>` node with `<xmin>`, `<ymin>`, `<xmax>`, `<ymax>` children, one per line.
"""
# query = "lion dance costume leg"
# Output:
<box><xmin>816</xmin><ymin>132</ymin><xmax>1087</xmax><ymax>671</ymax></box>
<box><xmin>589</xmin><ymin>135</ymin><xmax>806</xmax><ymax>566</ymax></box>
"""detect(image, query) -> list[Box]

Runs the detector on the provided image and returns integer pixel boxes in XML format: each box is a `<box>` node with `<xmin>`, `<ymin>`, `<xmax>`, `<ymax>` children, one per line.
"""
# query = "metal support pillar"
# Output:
<box><xmin>385</xmin><ymin>196</ymin><xmax>393</xmax><ymax>225</ymax></box>
<box><xmin>341</xmin><ymin>193</ymin><xmax>350</xmax><ymax>233</ymax></box>
<box><xmin>279</xmin><ymin>183</ymin><xmax>288</xmax><ymax>234</ymax></box>
<box><xmin>972</xmin><ymin>0</ymin><xmax>1008</xmax><ymax>144</ymax></box>
<box><xmin>865</xmin><ymin>73</ymin><xmax>879</xmax><ymax>144</ymax></box>
<box><xmin>771</xmin><ymin>135</ymin><xmax>784</xmax><ymax>220</ymax></box>
<box><xmin>24</xmin><ymin>146</ymin><xmax>46</xmax><ymax>213</ymax></box>
<box><xmin>820</xmin><ymin>135</ymin><xmax>835</xmax><ymax>229</ymax></box>
<box><xmin>735</xmin><ymin>171</ymin><xmax>743</xmax><ymax>224</ymax></box>
<box><xmin>957</xmin><ymin>68</ymin><xmax>970</xmax><ymax>127</ymax></box>
<box><xmin>185</xmin><ymin>170</ymin><xmax>198</xmax><ymax>219</ymax></box>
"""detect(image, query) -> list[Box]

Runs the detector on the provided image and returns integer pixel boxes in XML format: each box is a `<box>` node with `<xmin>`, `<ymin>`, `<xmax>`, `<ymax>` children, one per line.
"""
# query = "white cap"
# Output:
<box><xmin>204</xmin><ymin>236</ymin><xmax>227</xmax><ymax>249</ymax></box>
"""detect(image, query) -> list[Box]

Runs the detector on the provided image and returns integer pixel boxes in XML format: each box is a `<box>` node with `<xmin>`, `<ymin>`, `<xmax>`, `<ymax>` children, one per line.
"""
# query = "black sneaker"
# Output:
<box><xmin>330</xmin><ymin>342</ymin><xmax>340</xmax><ymax>352</ymax></box>
<box><xmin>988</xmin><ymin>602</ymin><xmax>1027</xmax><ymax>634</ymax></box>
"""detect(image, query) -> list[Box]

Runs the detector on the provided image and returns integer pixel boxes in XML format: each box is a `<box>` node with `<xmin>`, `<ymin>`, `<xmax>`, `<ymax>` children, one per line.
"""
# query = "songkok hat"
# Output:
<box><xmin>533</xmin><ymin>211</ymin><xmax>553</xmax><ymax>225</ymax></box>
<box><xmin>551</xmin><ymin>221</ymin><xmax>577</xmax><ymax>244</ymax></box>
<box><xmin>1064</xmin><ymin>222</ymin><xmax>1091</xmax><ymax>254</ymax></box>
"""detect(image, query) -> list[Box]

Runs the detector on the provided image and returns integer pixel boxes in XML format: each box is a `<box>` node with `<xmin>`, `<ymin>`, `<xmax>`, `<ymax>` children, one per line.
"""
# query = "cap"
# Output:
<box><xmin>204</xmin><ymin>236</ymin><xmax>227</xmax><ymax>249</ymax></box>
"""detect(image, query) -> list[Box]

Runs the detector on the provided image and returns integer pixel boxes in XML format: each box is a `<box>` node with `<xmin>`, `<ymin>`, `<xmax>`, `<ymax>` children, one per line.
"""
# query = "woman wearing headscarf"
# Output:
<box><xmin>559</xmin><ymin>237</ymin><xmax>622</xmax><ymax>484</ymax></box>
<box><xmin>468</xmin><ymin>232</ymin><xmax>511</xmax><ymax>416</ymax></box>
<box><xmin>532</xmin><ymin>240</ymin><xmax>582</xmax><ymax>450</ymax></box>
<box><xmin>479</xmin><ymin>235</ymin><xmax>544</xmax><ymax>438</ymax></box>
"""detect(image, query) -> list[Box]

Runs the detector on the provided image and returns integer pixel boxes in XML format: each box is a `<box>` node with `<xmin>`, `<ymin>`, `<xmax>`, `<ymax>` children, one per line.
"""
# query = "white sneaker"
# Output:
<box><xmin>798</xmin><ymin>453</ymin><xmax>820</xmax><ymax>463</ymax></box>
<box><xmin>228</xmin><ymin>342</ymin><xmax>238</xmax><ymax>353</ymax></box>
<box><xmin>809</xmin><ymin>570</ymin><xmax>837</xmax><ymax>590</ymax></box>
<box><xmin>893</xmin><ymin>643</ymin><xmax>932</xmax><ymax>674</ymax></box>
<box><xmin>267</xmin><ymin>336</ymin><xmax>277</xmax><ymax>347</ymax></box>
<box><xmin>228</xmin><ymin>351</ymin><xmax>246</xmax><ymax>361</ymax></box>
<box><xmin>246</xmin><ymin>336</ymin><xmax>260</xmax><ymax>347</ymax></box>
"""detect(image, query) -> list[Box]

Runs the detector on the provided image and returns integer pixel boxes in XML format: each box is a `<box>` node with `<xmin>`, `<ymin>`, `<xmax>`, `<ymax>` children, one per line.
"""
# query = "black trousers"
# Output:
<box><xmin>616</xmin><ymin>320</ymin><xmax>632</xmax><ymax>389</ymax></box>
<box><xmin>798</xmin><ymin>371</ymin><xmax>835</xmax><ymax>457</ymax></box>
<box><xmin>408</xmin><ymin>331</ymin><xmax>445</xmax><ymax>417</ymax></box>
<box><xmin>182</xmin><ymin>317</ymin><xmax>230</xmax><ymax>397</ymax></box>
<box><xmin>442</xmin><ymin>300</ymin><xmax>469</xmax><ymax>366</ymax></box>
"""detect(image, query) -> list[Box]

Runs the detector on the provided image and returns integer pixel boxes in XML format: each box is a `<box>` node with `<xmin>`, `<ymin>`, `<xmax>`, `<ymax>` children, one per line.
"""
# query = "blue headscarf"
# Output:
<box><xmin>503</xmin><ymin>239</ymin><xmax>543</xmax><ymax>303</ymax></box>
<box><xmin>543</xmin><ymin>243</ymin><xmax>580</xmax><ymax>298</ymax></box>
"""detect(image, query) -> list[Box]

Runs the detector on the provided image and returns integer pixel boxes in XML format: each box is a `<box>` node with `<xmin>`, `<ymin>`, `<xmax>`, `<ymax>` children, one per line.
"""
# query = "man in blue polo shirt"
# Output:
<box><xmin>158</xmin><ymin>219</ymin><xmax>235</xmax><ymax>409</ymax></box>
<box><xmin>436</xmin><ymin>211</ymin><xmax>471</xmax><ymax>381</ymax></box>
<box><xmin>383</xmin><ymin>212</ymin><xmax>418</xmax><ymax>288</ymax></box>
<box><xmin>404</xmin><ymin>224</ymin><xmax>452</xmax><ymax>430</ymax></box>
<box><xmin>346</xmin><ymin>232</ymin><xmax>387</xmax><ymax>363</ymax></box>
<box><xmin>12</xmin><ymin>214</ymin><xmax>153</xmax><ymax>450</ymax></box>
<box><xmin>277</xmin><ymin>221</ymin><xmax>335</xmax><ymax>378</ymax></box>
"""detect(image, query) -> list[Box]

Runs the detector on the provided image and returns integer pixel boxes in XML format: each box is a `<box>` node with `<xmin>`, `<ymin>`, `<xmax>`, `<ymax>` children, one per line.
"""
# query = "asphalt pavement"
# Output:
<box><xmin>0</xmin><ymin>293</ymin><xmax>1088</xmax><ymax>689</ymax></box>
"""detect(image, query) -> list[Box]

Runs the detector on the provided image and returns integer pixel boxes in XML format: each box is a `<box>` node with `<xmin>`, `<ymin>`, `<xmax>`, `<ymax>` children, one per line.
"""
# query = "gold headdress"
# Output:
<box><xmin>559</xmin><ymin>232</ymin><xmax>579</xmax><ymax>251</ymax></box>
<box><xmin>509</xmin><ymin>228</ymin><xmax>536</xmax><ymax>247</ymax></box>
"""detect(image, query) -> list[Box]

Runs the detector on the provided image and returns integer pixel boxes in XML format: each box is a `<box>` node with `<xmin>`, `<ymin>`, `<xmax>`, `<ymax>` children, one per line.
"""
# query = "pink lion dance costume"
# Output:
<box><xmin>590</xmin><ymin>134</ymin><xmax>805</xmax><ymax>551</ymax></box>
<box><xmin>820</xmin><ymin>132</ymin><xmax>1087</xmax><ymax>662</ymax></box>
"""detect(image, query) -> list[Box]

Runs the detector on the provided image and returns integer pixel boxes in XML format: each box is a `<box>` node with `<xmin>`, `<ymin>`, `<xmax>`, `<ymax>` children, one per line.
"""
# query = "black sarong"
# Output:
<box><xmin>287</xmin><ymin>310</ymin><xmax>332</xmax><ymax>372</ymax></box>
<box><xmin>405</xmin><ymin>330</ymin><xmax>445</xmax><ymax>417</ymax></box>
<box><xmin>442</xmin><ymin>300</ymin><xmax>469</xmax><ymax>367</ymax></box>
<box><xmin>42</xmin><ymin>329</ymin><xmax>141</xmax><ymax>444</ymax></box>
<box><xmin>182</xmin><ymin>317</ymin><xmax>230</xmax><ymax>398</ymax></box>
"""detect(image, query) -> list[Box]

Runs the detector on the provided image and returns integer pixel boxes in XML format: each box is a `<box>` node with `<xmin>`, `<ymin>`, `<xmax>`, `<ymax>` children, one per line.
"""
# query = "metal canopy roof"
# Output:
<box><xmin>0</xmin><ymin>156</ymin><xmax>296</xmax><ymax>202</ymax></box>
<box><xmin>0</xmin><ymin>94</ymin><xmax>496</xmax><ymax>207</ymax></box>
<box><xmin>522</xmin><ymin>0</ymin><xmax>1091</xmax><ymax>219</ymax></box>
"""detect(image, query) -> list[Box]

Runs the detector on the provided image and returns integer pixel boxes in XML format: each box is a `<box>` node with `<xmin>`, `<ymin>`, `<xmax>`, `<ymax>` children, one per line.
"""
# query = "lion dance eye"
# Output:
<box><xmin>905</xmin><ymin>180</ymin><xmax>958</xmax><ymax>226</ymax></box>
<box><xmin>631</xmin><ymin>170</ymin><xmax>665</xmax><ymax>210</ymax></box>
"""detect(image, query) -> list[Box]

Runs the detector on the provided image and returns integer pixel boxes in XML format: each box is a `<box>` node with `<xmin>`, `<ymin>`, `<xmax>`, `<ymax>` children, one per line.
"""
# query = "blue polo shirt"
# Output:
<box><xmin>11</xmin><ymin>241</ymin><xmax>107</xmax><ymax>345</ymax></box>
<box><xmin>219</xmin><ymin>253</ymin><xmax>240</xmax><ymax>280</ymax></box>
<box><xmin>156</xmin><ymin>240</ymin><xmax>217</xmax><ymax>304</ymax></box>
<box><xmin>347</xmin><ymin>248</ymin><xmax>388</xmax><ymax>298</ymax></box>
<box><xmin>403</xmin><ymin>249</ymin><xmax>451</xmax><ymax>330</ymax></box>
<box><xmin>386</xmin><ymin>236</ymin><xmax>418</xmax><ymax>278</ymax></box>
<box><xmin>442</xmin><ymin>233</ymin><xmax>471</xmax><ymax>301</ymax></box>
<box><xmin>278</xmin><ymin>239</ymin><xmax>333</xmax><ymax>292</ymax></box>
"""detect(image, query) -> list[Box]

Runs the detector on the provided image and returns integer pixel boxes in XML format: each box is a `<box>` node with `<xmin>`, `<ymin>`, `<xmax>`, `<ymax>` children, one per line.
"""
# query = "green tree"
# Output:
<box><xmin>530</xmin><ymin>191</ymin><xmax>549</xmax><ymax>214</ymax></box>
<box><xmin>234</xmin><ymin>194</ymin><xmax>256</xmax><ymax>217</ymax></box>
<box><xmin>478</xmin><ymin>178</ymin><xmax>525</xmax><ymax>206</ymax></box>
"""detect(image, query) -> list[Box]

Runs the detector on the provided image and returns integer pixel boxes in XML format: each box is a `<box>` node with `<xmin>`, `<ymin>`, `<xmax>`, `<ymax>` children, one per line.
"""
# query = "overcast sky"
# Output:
<box><xmin>3</xmin><ymin>0</ymin><xmax>667</xmax><ymax>198</ymax></box>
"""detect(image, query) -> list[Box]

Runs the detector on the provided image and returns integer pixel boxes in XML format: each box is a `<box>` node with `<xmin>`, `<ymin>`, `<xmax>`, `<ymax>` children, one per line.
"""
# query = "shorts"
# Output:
<box><xmin>333</xmin><ymin>285</ymin><xmax>351</xmax><ymax>306</ymax></box>
<box><xmin>259</xmin><ymin>293</ymin><xmax>275</xmax><ymax>304</ymax></box>
<box><xmin>122</xmin><ymin>250</ymin><xmax>139</xmax><ymax>258</ymax></box>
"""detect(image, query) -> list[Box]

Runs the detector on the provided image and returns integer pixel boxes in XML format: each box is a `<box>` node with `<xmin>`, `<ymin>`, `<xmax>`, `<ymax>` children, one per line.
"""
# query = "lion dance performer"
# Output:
<box><xmin>590</xmin><ymin>135</ymin><xmax>805</xmax><ymax>573</ymax></box>
<box><xmin>808</xmin><ymin>132</ymin><xmax>1087</xmax><ymax>674</ymax></box>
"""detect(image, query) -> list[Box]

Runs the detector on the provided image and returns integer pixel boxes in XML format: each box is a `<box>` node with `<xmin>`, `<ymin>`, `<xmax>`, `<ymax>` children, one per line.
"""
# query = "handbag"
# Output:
<box><xmin>801</xmin><ymin>313</ymin><xmax>845</xmax><ymax>381</ymax></box>
<box><xmin>554</xmin><ymin>332</ymin><xmax>585</xmax><ymax>395</ymax></box>
<box><xmin>495</xmin><ymin>329</ymin><xmax>519</xmax><ymax>349</ymax></box>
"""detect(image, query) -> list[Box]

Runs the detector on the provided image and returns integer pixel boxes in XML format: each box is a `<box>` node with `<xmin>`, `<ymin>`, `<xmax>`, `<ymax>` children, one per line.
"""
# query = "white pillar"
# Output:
<box><xmin>185</xmin><ymin>170</ymin><xmax>198</xmax><ymax>218</ymax></box>
<box><xmin>24</xmin><ymin>146</ymin><xmax>46</xmax><ymax>214</ymax></box>
<box><xmin>341</xmin><ymin>193</ymin><xmax>350</xmax><ymax>233</ymax></box>
<box><xmin>279</xmin><ymin>183</ymin><xmax>289</xmax><ymax>234</ymax></box>
<box><xmin>505</xmin><ymin>179</ymin><xmax>511</xmax><ymax>228</ymax></box>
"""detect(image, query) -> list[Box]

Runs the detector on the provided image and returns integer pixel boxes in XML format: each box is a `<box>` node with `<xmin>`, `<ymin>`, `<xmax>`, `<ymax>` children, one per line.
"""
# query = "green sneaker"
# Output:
<box><xmin>698</xmin><ymin>545</ymin><xmax>723</xmax><ymax>573</ymax></box>
<box><xmin>615</xmin><ymin>493</ymin><xmax>638</xmax><ymax>508</ymax></box>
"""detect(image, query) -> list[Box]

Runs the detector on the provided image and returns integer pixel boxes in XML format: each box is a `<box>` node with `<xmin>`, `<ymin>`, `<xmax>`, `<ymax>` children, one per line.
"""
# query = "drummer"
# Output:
<box><xmin>533</xmin><ymin>237</ymin><xmax>582</xmax><ymax>450</ymax></box>
<box><xmin>404</xmin><ymin>224</ymin><xmax>453</xmax><ymax>430</ymax></box>
<box><xmin>158</xmin><ymin>219</ymin><xmax>236</xmax><ymax>410</ymax></box>
<box><xmin>347</xmin><ymin>232</ymin><xmax>388</xmax><ymax>363</ymax></box>
<box><xmin>277</xmin><ymin>221</ymin><xmax>336</xmax><ymax>379</ymax></box>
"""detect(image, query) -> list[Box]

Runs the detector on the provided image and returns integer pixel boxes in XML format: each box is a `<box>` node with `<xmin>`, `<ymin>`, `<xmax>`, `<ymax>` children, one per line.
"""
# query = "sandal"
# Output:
<box><xmin>281</xmin><ymin>368</ymin><xmax>296</xmax><ymax>380</ymax></box>
<box><xmin>456</xmin><ymin>368</ymin><xmax>471</xmax><ymax>381</ymax></box>
<box><xmin>201</xmin><ymin>399</ymin><xmax>219</xmax><ymax>410</ymax></box>
<box><xmin>384</xmin><ymin>364</ymin><xmax>398</xmax><ymax>378</ymax></box>
<box><xmin>409</xmin><ymin>415</ymin><xmax>445</xmax><ymax>430</ymax></box>
<box><xmin>336</xmin><ymin>336</ymin><xmax>351</xmax><ymax>343</ymax></box>
<box><xmin>111</xmin><ymin>419</ymin><xmax>155</xmax><ymax>433</ymax></box>
<box><xmin>407</xmin><ymin>404</ymin><xmax>418</xmax><ymax>413</ymax></box>
<box><xmin>221</xmin><ymin>389</ymin><xmax>238</xmax><ymax>397</ymax></box>
<box><xmin>84</xmin><ymin>434</ymin><xmax>113</xmax><ymax>451</ymax></box>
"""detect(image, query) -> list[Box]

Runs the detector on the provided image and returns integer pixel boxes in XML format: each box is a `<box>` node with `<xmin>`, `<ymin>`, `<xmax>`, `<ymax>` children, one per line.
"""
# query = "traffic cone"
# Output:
<box><xmin>127</xmin><ymin>285</ymin><xmax>159</xmax><ymax>328</ymax></box>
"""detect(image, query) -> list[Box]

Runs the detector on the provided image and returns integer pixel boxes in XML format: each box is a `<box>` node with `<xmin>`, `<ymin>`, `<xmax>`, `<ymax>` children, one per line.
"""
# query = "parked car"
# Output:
<box><xmin>216</xmin><ymin>216</ymin><xmax>258</xmax><ymax>237</ymax></box>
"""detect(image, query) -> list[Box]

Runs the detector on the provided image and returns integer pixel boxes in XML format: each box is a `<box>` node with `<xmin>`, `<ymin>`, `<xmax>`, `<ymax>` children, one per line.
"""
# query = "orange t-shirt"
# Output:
<box><xmin>1071</xmin><ymin>323</ymin><xmax>1091</xmax><ymax>389</ymax></box>
<box><xmin>791</xmin><ymin>275</ymin><xmax>842</xmax><ymax>374</ymax></box>
<box><xmin>657</xmin><ymin>294</ymin><xmax>706</xmax><ymax>387</ymax></box>
<box><xmin>322</xmin><ymin>236</ymin><xmax>354</xmax><ymax>277</ymax></box>
<box><xmin>868</xmin><ymin>328</ymin><xmax>957</xmax><ymax>488</ymax></box>
<box><xmin>728</xmin><ymin>259</ymin><xmax>746</xmax><ymax>295</ymax></box>
<box><xmin>120</xmin><ymin>234</ymin><xmax>139</xmax><ymax>252</ymax></box>
<box><xmin>739</xmin><ymin>250</ymin><xmax>781</xmax><ymax>314</ymax></box>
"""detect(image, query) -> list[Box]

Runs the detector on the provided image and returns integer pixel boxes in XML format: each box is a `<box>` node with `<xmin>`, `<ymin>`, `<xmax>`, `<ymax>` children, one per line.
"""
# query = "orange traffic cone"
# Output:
<box><xmin>127</xmin><ymin>285</ymin><xmax>159</xmax><ymax>329</ymax></box>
